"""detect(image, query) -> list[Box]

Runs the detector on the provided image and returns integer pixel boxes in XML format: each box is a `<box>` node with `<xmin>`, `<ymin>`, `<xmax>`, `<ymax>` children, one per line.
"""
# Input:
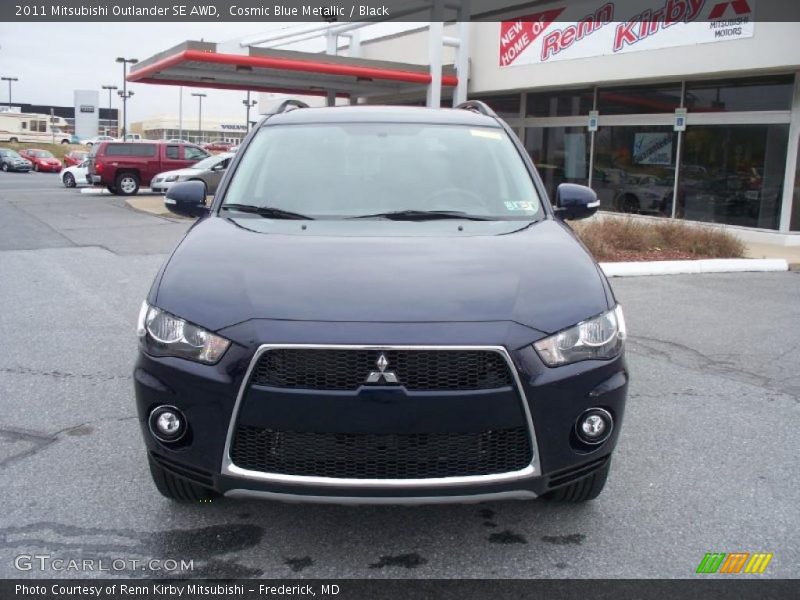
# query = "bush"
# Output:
<box><xmin>572</xmin><ymin>217</ymin><xmax>746</xmax><ymax>262</ymax></box>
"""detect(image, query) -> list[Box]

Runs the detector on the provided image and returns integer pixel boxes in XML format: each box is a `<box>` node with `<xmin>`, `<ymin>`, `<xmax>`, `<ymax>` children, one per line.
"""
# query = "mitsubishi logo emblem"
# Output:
<box><xmin>366</xmin><ymin>353</ymin><xmax>399</xmax><ymax>384</ymax></box>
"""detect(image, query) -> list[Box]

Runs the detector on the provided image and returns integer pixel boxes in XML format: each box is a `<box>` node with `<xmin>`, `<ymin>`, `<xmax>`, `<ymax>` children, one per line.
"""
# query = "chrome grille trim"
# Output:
<box><xmin>221</xmin><ymin>344</ymin><xmax>541</xmax><ymax>488</ymax></box>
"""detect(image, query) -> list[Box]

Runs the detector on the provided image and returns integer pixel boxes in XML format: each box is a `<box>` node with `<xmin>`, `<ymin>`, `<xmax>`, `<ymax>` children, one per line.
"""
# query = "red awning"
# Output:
<box><xmin>129</xmin><ymin>42</ymin><xmax>458</xmax><ymax>99</ymax></box>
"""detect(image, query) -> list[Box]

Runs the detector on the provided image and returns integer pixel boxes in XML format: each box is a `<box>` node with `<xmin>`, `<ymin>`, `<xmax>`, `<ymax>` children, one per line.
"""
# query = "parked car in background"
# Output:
<box><xmin>61</xmin><ymin>159</ymin><xmax>90</xmax><ymax>188</ymax></box>
<box><xmin>613</xmin><ymin>173</ymin><xmax>675</xmax><ymax>216</ymax></box>
<box><xmin>82</xmin><ymin>135</ymin><xmax>114</xmax><ymax>148</ymax></box>
<box><xmin>151</xmin><ymin>152</ymin><xmax>233</xmax><ymax>195</ymax></box>
<box><xmin>165</xmin><ymin>138</ymin><xmax>190</xmax><ymax>144</ymax></box>
<box><xmin>63</xmin><ymin>150</ymin><xmax>88</xmax><ymax>167</ymax></box>
<box><xmin>87</xmin><ymin>141</ymin><xmax>210</xmax><ymax>195</ymax></box>
<box><xmin>18</xmin><ymin>148</ymin><xmax>62</xmax><ymax>172</ymax></box>
<box><xmin>116</xmin><ymin>133</ymin><xmax>144</xmax><ymax>142</ymax></box>
<box><xmin>0</xmin><ymin>148</ymin><xmax>33</xmax><ymax>172</ymax></box>
<box><xmin>202</xmin><ymin>140</ymin><xmax>234</xmax><ymax>152</ymax></box>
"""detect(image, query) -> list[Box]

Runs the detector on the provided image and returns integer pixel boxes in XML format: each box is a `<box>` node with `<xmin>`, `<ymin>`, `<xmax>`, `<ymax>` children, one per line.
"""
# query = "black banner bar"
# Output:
<box><xmin>3</xmin><ymin>0</ymin><xmax>800</xmax><ymax>22</ymax></box>
<box><xmin>1</xmin><ymin>579</ymin><xmax>798</xmax><ymax>600</ymax></box>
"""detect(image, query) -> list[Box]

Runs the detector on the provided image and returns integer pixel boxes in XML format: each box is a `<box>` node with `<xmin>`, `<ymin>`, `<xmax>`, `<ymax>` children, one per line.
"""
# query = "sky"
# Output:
<box><xmin>0</xmin><ymin>22</ymin><xmax>331</xmax><ymax>122</ymax></box>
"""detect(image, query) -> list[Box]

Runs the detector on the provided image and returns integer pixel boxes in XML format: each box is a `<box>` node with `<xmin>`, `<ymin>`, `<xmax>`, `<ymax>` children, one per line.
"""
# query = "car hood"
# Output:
<box><xmin>153</xmin><ymin>217</ymin><xmax>611</xmax><ymax>335</ymax></box>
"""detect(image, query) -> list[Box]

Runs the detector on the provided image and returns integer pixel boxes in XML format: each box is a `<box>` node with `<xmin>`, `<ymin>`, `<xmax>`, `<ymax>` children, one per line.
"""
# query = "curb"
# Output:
<box><xmin>80</xmin><ymin>187</ymin><xmax>158</xmax><ymax>196</ymax></box>
<box><xmin>600</xmin><ymin>258</ymin><xmax>789</xmax><ymax>278</ymax></box>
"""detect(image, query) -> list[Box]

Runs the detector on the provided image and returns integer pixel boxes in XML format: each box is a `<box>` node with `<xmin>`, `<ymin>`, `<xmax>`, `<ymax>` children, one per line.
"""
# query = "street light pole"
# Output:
<box><xmin>115</xmin><ymin>57</ymin><xmax>138</xmax><ymax>140</ymax></box>
<box><xmin>243</xmin><ymin>91</ymin><xmax>256</xmax><ymax>133</ymax></box>
<box><xmin>1</xmin><ymin>77</ymin><xmax>18</xmax><ymax>105</ymax></box>
<box><xmin>101</xmin><ymin>85</ymin><xmax>117</xmax><ymax>136</ymax></box>
<box><xmin>191</xmin><ymin>93</ymin><xmax>206</xmax><ymax>144</ymax></box>
<box><xmin>117</xmin><ymin>90</ymin><xmax>134</xmax><ymax>139</ymax></box>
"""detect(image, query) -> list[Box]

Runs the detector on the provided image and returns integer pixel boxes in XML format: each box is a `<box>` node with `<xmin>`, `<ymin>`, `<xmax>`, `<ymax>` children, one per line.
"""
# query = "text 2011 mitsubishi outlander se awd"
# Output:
<box><xmin>134</xmin><ymin>100</ymin><xmax>628</xmax><ymax>504</ymax></box>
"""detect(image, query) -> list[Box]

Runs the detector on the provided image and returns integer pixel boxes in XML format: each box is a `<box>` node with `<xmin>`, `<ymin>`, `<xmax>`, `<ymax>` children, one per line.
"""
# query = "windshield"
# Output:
<box><xmin>192</xmin><ymin>154</ymin><xmax>226</xmax><ymax>170</ymax></box>
<box><xmin>222</xmin><ymin>123</ymin><xmax>541</xmax><ymax>220</ymax></box>
<box><xmin>33</xmin><ymin>150</ymin><xmax>54</xmax><ymax>158</ymax></box>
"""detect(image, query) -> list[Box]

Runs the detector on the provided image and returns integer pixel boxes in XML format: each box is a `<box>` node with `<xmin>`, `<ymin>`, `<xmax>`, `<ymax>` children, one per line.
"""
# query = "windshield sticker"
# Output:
<box><xmin>504</xmin><ymin>201</ymin><xmax>536</xmax><ymax>211</ymax></box>
<box><xmin>470</xmin><ymin>129</ymin><xmax>503</xmax><ymax>140</ymax></box>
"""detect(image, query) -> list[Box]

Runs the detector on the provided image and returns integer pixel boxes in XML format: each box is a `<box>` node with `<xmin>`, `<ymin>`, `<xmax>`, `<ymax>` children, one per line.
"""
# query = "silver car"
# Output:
<box><xmin>150</xmin><ymin>152</ymin><xmax>233</xmax><ymax>195</ymax></box>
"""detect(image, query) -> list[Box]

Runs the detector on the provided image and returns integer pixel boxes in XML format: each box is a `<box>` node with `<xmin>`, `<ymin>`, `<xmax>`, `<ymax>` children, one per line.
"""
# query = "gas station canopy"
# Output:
<box><xmin>128</xmin><ymin>41</ymin><xmax>459</xmax><ymax>100</ymax></box>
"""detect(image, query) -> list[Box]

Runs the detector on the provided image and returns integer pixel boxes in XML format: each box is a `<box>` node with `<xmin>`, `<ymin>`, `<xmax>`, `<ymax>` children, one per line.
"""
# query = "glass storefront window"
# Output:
<box><xmin>525</xmin><ymin>126</ymin><xmax>589</xmax><ymax>201</ymax></box>
<box><xmin>526</xmin><ymin>89</ymin><xmax>594</xmax><ymax>117</ymax></box>
<box><xmin>680</xmin><ymin>124</ymin><xmax>789</xmax><ymax>230</ymax></box>
<box><xmin>685</xmin><ymin>75</ymin><xmax>794</xmax><ymax>113</ymax></box>
<box><xmin>592</xmin><ymin>126</ymin><xmax>678</xmax><ymax>216</ymax></box>
<box><xmin>470</xmin><ymin>94</ymin><xmax>520</xmax><ymax>118</ymax></box>
<box><xmin>597</xmin><ymin>83</ymin><xmax>683</xmax><ymax>115</ymax></box>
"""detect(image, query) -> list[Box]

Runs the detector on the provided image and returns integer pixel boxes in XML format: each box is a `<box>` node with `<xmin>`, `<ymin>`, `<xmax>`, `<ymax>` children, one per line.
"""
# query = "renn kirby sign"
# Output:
<box><xmin>499</xmin><ymin>0</ymin><xmax>755</xmax><ymax>67</ymax></box>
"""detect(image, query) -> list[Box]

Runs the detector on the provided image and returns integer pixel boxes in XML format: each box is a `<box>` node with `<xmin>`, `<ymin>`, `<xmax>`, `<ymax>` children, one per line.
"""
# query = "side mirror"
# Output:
<box><xmin>554</xmin><ymin>183</ymin><xmax>600</xmax><ymax>221</ymax></box>
<box><xmin>164</xmin><ymin>180</ymin><xmax>209</xmax><ymax>218</ymax></box>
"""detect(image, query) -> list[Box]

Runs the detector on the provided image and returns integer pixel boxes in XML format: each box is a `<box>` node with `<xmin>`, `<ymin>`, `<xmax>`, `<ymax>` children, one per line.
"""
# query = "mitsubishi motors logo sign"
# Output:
<box><xmin>499</xmin><ymin>0</ymin><xmax>757</xmax><ymax>67</ymax></box>
<box><xmin>709</xmin><ymin>0</ymin><xmax>752</xmax><ymax>18</ymax></box>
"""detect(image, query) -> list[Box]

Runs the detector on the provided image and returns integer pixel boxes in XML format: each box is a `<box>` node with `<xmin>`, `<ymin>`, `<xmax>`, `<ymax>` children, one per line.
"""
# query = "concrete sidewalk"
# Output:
<box><xmin>745</xmin><ymin>242</ymin><xmax>800</xmax><ymax>270</ymax></box>
<box><xmin>125</xmin><ymin>195</ymin><xmax>176</xmax><ymax>217</ymax></box>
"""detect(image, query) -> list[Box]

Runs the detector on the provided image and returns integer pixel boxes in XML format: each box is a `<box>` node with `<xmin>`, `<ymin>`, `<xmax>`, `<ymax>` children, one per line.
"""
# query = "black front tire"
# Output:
<box><xmin>1</xmin><ymin>163</ymin><xmax>8</xmax><ymax>172</ymax></box>
<box><xmin>115</xmin><ymin>172</ymin><xmax>140</xmax><ymax>196</ymax></box>
<box><xmin>63</xmin><ymin>173</ymin><xmax>76</xmax><ymax>188</ymax></box>
<box><xmin>545</xmin><ymin>460</ymin><xmax>610</xmax><ymax>502</ymax></box>
<box><xmin>147</xmin><ymin>455</ymin><xmax>216</xmax><ymax>502</ymax></box>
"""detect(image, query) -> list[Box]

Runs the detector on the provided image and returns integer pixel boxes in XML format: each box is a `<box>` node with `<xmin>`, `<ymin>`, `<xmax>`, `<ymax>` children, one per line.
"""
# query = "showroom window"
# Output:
<box><xmin>526</xmin><ymin>88</ymin><xmax>594</xmax><ymax>117</ymax></box>
<box><xmin>679</xmin><ymin>124</ymin><xmax>789</xmax><ymax>230</ymax></box>
<box><xmin>684</xmin><ymin>75</ymin><xmax>794</xmax><ymax>113</ymax></box>
<box><xmin>597</xmin><ymin>83</ymin><xmax>683</xmax><ymax>115</ymax></box>
<box><xmin>592</xmin><ymin>126</ymin><xmax>678</xmax><ymax>216</ymax></box>
<box><xmin>525</xmin><ymin>126</ymin><xmax>589</xmax><ymax>201</ymax></box>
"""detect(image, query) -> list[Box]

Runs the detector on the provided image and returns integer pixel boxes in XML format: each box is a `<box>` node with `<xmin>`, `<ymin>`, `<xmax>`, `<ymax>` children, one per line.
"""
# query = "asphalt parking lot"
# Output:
<box><xmin>0</xmin><ymin>172</ymin><xmax>798</xmax><ymax>579</ymax></box>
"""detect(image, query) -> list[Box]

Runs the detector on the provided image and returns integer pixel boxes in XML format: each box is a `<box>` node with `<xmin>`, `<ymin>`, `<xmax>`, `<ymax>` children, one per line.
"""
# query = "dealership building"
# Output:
<box><xmin>129</xmin><ymin>0</ymin><xmax>800</xmax><ymax>242</ymax></box>
<box><xmin>129</xmin><ymin>115</ymin><xmax>252</xmax><ymax>144</ymax></box>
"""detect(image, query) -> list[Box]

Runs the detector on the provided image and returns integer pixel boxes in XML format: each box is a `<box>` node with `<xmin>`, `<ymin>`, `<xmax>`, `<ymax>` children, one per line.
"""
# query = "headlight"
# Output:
<box><xmin>164</xmin><ymin>175</ymin><xmax>179</xmax><ymax>182</ymax></box>
<box><xmin>534</xmin><ymin>305</ymin><xmax>626</xmax><ymax>367</ymax></box>
<box><xmin>136</xmin><ymin>302</ymin><xmax>230</xmax><ymax>364</ymax></box>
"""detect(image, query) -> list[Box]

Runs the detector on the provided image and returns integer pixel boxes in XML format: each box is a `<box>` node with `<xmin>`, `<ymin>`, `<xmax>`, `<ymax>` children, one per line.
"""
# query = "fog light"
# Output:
<box><xmin>576</xmin><ymin>408</ymin><xmax>613</xmax><ymax>445</ymax></box>
<box><xmin>148</xmin><ymin>406</ymin><xmax>187</xmax><ymax>443</ymax></box>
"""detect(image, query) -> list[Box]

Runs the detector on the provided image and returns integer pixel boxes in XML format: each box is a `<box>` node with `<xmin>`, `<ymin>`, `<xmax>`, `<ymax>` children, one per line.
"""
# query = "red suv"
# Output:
<box><xmin>87</xmin><ymin>142</ymin><xmax>209</xmax><ymax>195</ymax></box>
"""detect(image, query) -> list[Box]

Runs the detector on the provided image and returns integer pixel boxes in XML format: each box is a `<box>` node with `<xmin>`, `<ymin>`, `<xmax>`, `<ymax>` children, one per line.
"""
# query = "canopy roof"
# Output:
<box><xmin>128</xmin><ymin>42</ymin><xmax>459</xmax><ymax>99</ymax></box>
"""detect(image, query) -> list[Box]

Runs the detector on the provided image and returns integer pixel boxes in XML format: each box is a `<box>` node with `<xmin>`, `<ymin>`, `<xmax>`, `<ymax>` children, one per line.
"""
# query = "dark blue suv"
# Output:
<box><xmin>134</xmin><ymin>100</ymin><xmax>628</xmax><ymax>504</ymax></box>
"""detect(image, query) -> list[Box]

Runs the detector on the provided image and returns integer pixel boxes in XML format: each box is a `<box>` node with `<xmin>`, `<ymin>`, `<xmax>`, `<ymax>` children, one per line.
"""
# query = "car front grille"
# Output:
<box><xmin>230</xmin><ymin>426</ymin><xmax>532</xmax><ymax>479</ymax></box>
<box><xmin>250</xmin><ymin>348</ymin><xmax>513</xmax><ymax>391</ymax></box>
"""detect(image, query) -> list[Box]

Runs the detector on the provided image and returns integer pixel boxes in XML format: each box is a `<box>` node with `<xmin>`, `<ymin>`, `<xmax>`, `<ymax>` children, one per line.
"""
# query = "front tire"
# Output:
<box><xmin>115</xmin><ymin>172</ymin><xmax>140</xmax><ymax>196</ymax></box>
<box><xmin>147</xmin><ymin>455</ymin><xmax>216</xmax><ymax>502</ymax></box>
<box><xmin>63</xmin><ymin>172</ymin><xmax>76</xmax><ymax>188</ymax></box>
<box><xmin>545</xmin><ymin>460</ymin><xmax>610</xmax><ymax>502</ymax></box>
<box><xmin>1</xmin><ymin>163</ymin><xmax>8</xmax><ymax>172</ymax></box>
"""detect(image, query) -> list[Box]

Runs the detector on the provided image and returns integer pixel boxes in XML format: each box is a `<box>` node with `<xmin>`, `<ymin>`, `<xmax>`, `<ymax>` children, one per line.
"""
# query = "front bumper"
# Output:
<box><xmin>150</xmin><ymin>179</ymin><xmax>176</xmax><ymax>194</ymax></box>
<box><xmin>134</xmin><ymin>322</ymin><xmax>628</xmax><ymax>503</ymax></box>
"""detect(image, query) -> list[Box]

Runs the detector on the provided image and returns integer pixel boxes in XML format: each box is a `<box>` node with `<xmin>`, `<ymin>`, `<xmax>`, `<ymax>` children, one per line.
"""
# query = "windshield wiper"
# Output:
<box><xmin>349</xmin><ymin>210</ymin><xmax>491</xmax><ymax>221</ymax></box>
<box><xmin>221</xmin><ymin>204</ymin><xmax>314</xmax><ymax>220</ymax></box>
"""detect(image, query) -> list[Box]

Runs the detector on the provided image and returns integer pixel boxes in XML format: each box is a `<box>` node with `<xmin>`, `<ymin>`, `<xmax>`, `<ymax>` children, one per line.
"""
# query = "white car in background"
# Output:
<box><xmin>82</xmin><ymin>135</ymin><xmax>114</xmax><ymax>148</ymax></box>
<box><xmin>61</xmin><ymin>159</ymin><xmax>90</xmax><ymax>188</ymax></box>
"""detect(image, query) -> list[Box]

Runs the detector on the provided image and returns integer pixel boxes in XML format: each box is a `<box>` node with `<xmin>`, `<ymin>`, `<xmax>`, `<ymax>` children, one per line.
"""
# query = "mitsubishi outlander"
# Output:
<box><xmin>134</xmin><ymin>100</ymin><xmax>628</xmax><ymax>504</ymax></box>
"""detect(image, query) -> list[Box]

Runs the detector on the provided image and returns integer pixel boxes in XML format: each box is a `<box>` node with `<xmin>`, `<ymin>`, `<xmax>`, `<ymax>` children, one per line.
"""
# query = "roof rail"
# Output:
<box><xmin>455</xmin><ymin>100</ymin><xmax>498</xmax><ymax>118</ymax></box>
<box><xmin>274</xmin><ymin>99</ymin><xmax>310</xmax><ymax>114</ymax></box>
